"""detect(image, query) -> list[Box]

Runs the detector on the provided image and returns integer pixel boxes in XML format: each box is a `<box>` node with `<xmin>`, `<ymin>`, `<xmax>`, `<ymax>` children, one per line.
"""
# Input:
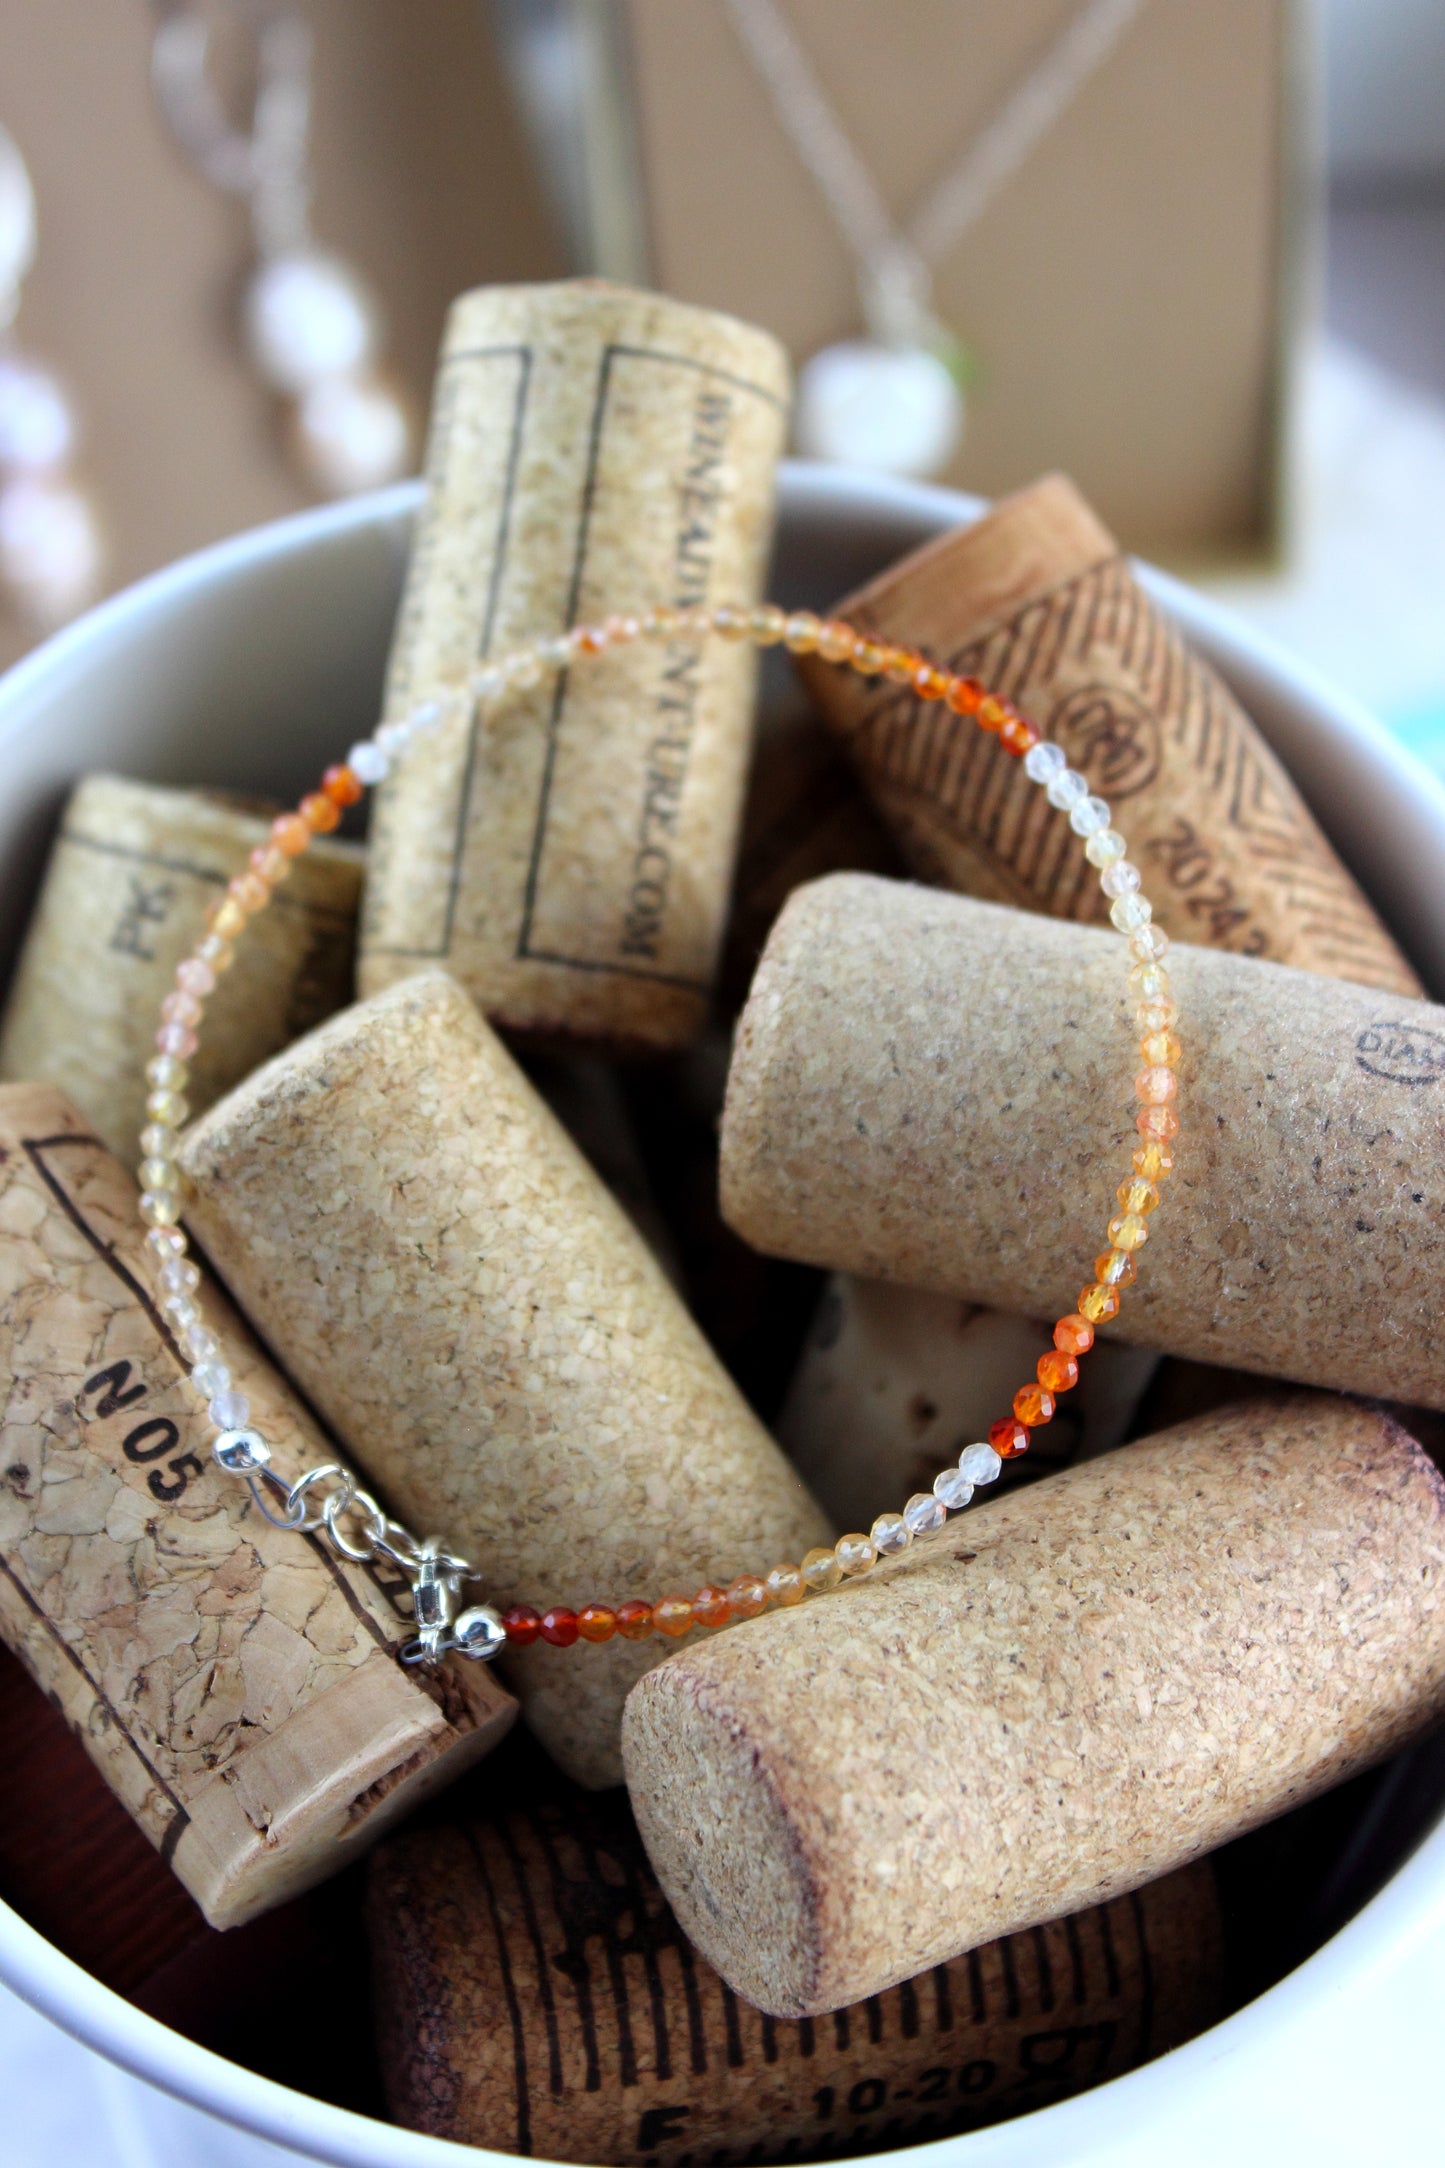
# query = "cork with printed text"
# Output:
<box><xmin>721</xmin><ymin>876</ymin><xmax>1445</xmax><ymax>1408</ymax></box>
<box><xmin>796</xmin><ymin>473</ymin><xmax>1421</xmax><ymax>996</ymax></box>
<box><xmin>0</xmin><ymin>1081</ymin><xmax>515</xmax><ymax>1929</ymax></box>
<box><xmin>0</xmin><ymin>774</ymin><xmax>363</xmax><ymax>1166</ymax></box>
<box><xmin>359</xmin><ymin>279</ymin><xmax>791</xmax><ymax>1050</ymax></box>
<box><xmin>368</xmin><ymin>1787</ymin><xmax>1222</xmax><ymax>2163</ymax></box>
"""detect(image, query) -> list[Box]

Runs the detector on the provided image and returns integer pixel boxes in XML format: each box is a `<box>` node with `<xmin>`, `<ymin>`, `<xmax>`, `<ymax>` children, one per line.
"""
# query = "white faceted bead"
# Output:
<box><xmin>1110</xmin><ymin>893</ymin><xmax>1153</xmax><ymax>933</ymax></box>
<box><xmin>408</xmin><ymin>697</ymin><xmax>445</xmax><ymax>735</ymax></box>
<box><xmin>871</xmin><ymin>1511</ymin><xmax>911</xmax><ymax>1556</ymax></box>
<box><xmin>1100</xmin><ymin>859</ymin><xmax>1141</xmax><ymax>899</ymax></box>
<box><xmin>293</xmin><ymin>372</ymin><xmax>411</xmax><ymax>498</ymax></box>
<box><xmin>374</xmin><ymin>718</ymin><xmax>414</xmax><ymax>757</ymax></box>
<box><xmin>1046</xmin><ymin>767</ymin><xmax>1090</xmax><ymax>812</ymax></box>
<box><xmin>1085</xmin><ymin>828</ymin><xmax>1128</xmax><ymax>868</ymax></box>
<box><xmin>933</xmin><ymin>1466</ymin><xmax>975</xmax><ymax>1511</ymax></box>
<box><xmin>0</xmin><ymin>356</ymin><xmax>76</xmax><ymax>473</ymax></box>
<box><xmin>903</xmin><ymin>1491</ymin><xmax>946</xmax><ymax>1537</ymax></box>
<box><xmin>1023</xmin><ymin>741</ymin><xmax>1067</xmax><ymax>784</ymax></box>
<box><xmin>958</xmin><ymin>1441</ymin><xmax>1002</xmax><ymax>1485</ymax></box>
<box><xmin>244</xmin><ymin>251</ymin><xmax>378</xmax><ymax>394</ymax></box>
<box><xmin>794</xmin><ymin>340</ymin><xmax>964</xmax><ymax>479</ymax></box>
<box><xmin>191</xmin><ymin>1358</ymin><xmax>231</xmax><ymax>1399</ymax></box>
<box><xmin>161</xmin><ymin>1256</ymin><xmax>200</xmax><ymax>1295</ymax></box>
<box><xmin>0</xmin><ymin>475</ymin><xmax>102</xmax><ymax>627</ymax></box>
<box><xmin>208</xmin><ymin>1388</ymin><xmax>251</xmax><ymax>1431</ymax></box>
<box><xmin>163</xmin><ymin>1295</ymin><xmax>201</xmax><ymax>1336</ymax></box>
<box><xmin>1130</xmin><ymin>924</ymin><xmax>1171</xmax><ymax>963</ymax></box>
<box><xmin>1070</xmin><ymin>794</ymin><xmax>1112</xmax><ymax>837</ymax></box>
<box><xmin>183</xmin><ymin>1323</ymin><xmax>219</xmax><ymax>1362</ymax></box>
<box><xmin>347</xmin><ymin>741</ymin><xmax>389</xmax><ymax>784</ymax></box>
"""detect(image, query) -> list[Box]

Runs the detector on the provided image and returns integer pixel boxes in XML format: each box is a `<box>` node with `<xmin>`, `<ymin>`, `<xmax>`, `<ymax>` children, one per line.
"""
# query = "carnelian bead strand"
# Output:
<box><xmin>140</xmin><ymin>600</ymin><xmax>1178</xmax><ymax>1652</ymax></box>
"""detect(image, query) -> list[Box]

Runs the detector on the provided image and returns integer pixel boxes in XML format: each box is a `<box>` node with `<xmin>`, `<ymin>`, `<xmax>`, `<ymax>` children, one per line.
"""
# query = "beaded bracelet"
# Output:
<box><xmin>136</xmin><ymin>602</ymin><xmax>1179</xmax><ymax>1664</ymax></box>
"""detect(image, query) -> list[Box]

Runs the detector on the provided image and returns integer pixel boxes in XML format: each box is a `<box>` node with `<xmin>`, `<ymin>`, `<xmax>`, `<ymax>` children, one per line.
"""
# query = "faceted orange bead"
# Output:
<box><xmin>1133</xmin><ymin>1140</ymin><xmax>1175</xmax><ymax>1182</ymax></box>
<box><xmin>912</xmin><ymin>662</ymin><xmax>950</xmax><ymax>700</ymax></box>
<box><xmin>1139</xmin><ymin>1029</ymin><xmax>1182</xmax><ymax>1069</ymax></box>
<box><xmin>1037</xmin><ymin>1349</ymin><xmax>1079</xmax><ymax>1393</ymax></box>
<box><xmin>271</xmin><ymin>812</ymin><xmax>311</xmax><ymax>856</ymax></box>
<box><xmin>577</xmin><ymin>1602</ymin><xmax>617</xmax><ymax>1642</ymax></box>
<box><xmin>883</xmin><ymin>645</ymin><xmax>922</xmax><ymax>682</ymax></box>
<box><xmin>229</xmin><ymin>871</ymin><xmax>270</xmax><ymax>913</ymax></box>
<box><xmin>989</xmin><ymin>1416</ymin><xmax>1030</xmax><ymax>1458</ymax></box>
<box><xmin>817</xmin><ymin>619</ymin><xmax>857</xmax><ymax>662</ymax></box>
<box><xmin>614</xmin><ymin>1599</ymin><xmax>654</xmax><ymax>1640</ymax></box>
<box><xmin>692</xmin><ymin>1585</ymin><xmax>732</xmax><ymax>1629</ymax></box>
<box><xmin>976</xmin><ymin>695</ymin><xmax>1007</xmax><ymax>731</ymax></box>
<box><xmin>853</xmin><ymin>640</ymin><xmax>887</xmax><ymax>675</ymax></box>
<box><xmin>652</xmin><ymin>1594</ymin><xmax>694</xmax><ymax>1637</ymax></box>
<box><xmin>727</xmin><ymin>1573</ymin><xmax>768</xmax><ymax>1618</ymax></box>
<box><xmin>1135</xmin><ymin>996</ymin><xmax>1179</xmax><ymax>1035</ymax></box>
<box><xmin>1137</xmin><ymin>1104</ymin><xmax>1181</xmax><ymax>1141</ymax></box>
<box><xmin>1136</xmin><ymin>1065</ymin><xmax>1178</xmax><ymax>1106</ymax></box>
<box><xmin>946</xmin><ymin>675</ymin><xmax>984</xmax><ymax>715</ymax></box>
<box><xmin>765</xmin><ymin>1562</ymin><xmax>805</xmax><ymax>1607</ymax></box>
<box><xmin>1054</xmin><ymin>1313</ymin><xmax>1094</xmax><ymax>1356</ymax></box>
<box><xmin>1117</xmin><ymin>1177</ymin><xmax>1160</xmax><ymax>1216</ymax></box>
<box><xmin>1108</xmin><ymin>1212</ymin><xmax>1150</xmax><ymax>1251</ymax></box>
<box><xmin>1096</xmin><ymin>1248</ymin><xmax>1137</xmax><ymax>1287</ymax></box>
<box><xmin>207</xmin><ymin>896</ymin><xmax>248</xmax><ymax>939</ymax></box>
<box><xmin>300</xmin><ymin>791</ymin><xmax>341</xmax><ymax>834</ymax></box>
<box><xmin>1078</xmin><ymin>1282</ymin><xmax>1122</xmax><ymax>1324</ymax></box>
<box><xmin>540</xmin><ymin>1606</ymin><xmax>578</xmax><ymax>1647</ymax></box>
<box><xmin>322</xmin><ymin>762</ymin><xmax>364</xmax><ymax>807</ymax></box>
<box><xmin>249</xmin><ymin>844</ymin><xmax>290</xmax><ymax>885</ymax></box>
<box><xmin>999</xmin><ymin>713</ymin><xmax>1040</xmax><ymax>757</ymax></box>
<box><xmin>1013</xmin><ymin>1383</ymin><xmax>1055</xmax><ymax>1427</ymax></box>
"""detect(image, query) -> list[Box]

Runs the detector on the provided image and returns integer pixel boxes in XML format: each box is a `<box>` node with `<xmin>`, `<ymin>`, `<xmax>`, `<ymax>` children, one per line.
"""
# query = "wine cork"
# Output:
<box><xmin>721</xmin><ymin>876</ymin><xmax>1445</xmax><ymax>1409</ymax></box>
<box><xmin>176</xmin><ymin>971</ymin><xmax>830</xmax><ymax>1789</ymax></box>
<box><xmin>623</xmin><ymin>1393</ymin><xmax>1445</xmax><ymax>2017</ymax></box>
<box><xmin>0</xmin><ymin>774</ymin><xmax>363</xmax><ymax>1165</ymax></box>
<box><xmin>780</xmin><ymin>1279</ymin><xmax>1159</xmax><ymax>1533</ymax></box>
<box><xmin>368</xmin><ymin>1788</ymin><xmax>1222</xmax><ymax>2163</ymax></box>
<box><xmin>0</xmin><ymin>1083</ymin><xmax>515</xmax><ymax>1929</ymax></box>
<box><xmin>795</xmin><ymin>474</ymin><xmax>1421</xmax><ymax>998</ymax></box>
<box><xmin>358</xmin><ymin>278</ymin><xmax>791</xmax><ymax>1051</ymax></box>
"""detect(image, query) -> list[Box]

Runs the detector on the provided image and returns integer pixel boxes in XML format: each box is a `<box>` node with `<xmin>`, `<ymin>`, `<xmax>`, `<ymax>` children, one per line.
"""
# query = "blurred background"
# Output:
<box><xmin>0</xmin><ymin>0</ymin><xmax>1441</xmax><ymax>765</ymax></box>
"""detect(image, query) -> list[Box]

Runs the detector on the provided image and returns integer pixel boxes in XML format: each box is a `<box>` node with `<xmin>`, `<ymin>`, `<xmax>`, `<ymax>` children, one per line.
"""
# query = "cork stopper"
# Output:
<box><xmin>795</xmin><ymin>474</ymin><xmax>1420</xmax><ymax>996</ymax></box>
<box><xmin>721</xmin><ymin>875</ymin><xmax>1445</xmax><ymax>1409</ymax></box>
<box><xmin>368</xmin><ymin>1786</ymin><xmax>1222</xmax><ymax>2161</ymax></box>
<box><xmin>359</xmin><ymin>279</ymin><xmax>791</xmax><ymax>1051</ymax></box>
<box><xmin>779</xmin><ymin>1278</ymin><xmax>1159</xmax><ymax>1532</ymax></box>
<box><xmin>0</xmin><ymin>774</ymin><xmax>362</xmax><ymax>1164</ymax></box>
<box><xmin>176</xmin><ymin>971</ymin><xmax>829</xmax><ymax>1787</ymax></box>
<box><xmin>0</xmin><ymin>1083</ymin><xmax>515</xmax><ymax>1929</ymax></box>
<box><xmin>623</xmin><ymin>1393</ymin><xmax>1445</xmax><ymax>2017</ymax></box>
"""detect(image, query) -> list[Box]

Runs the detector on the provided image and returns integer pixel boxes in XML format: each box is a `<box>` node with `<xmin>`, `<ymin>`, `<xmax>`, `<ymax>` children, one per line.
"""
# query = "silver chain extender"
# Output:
<box><xmin>212</xmin><ymin>1429</ymin><xmax>507</xmax><ymax>1666</ymax></box>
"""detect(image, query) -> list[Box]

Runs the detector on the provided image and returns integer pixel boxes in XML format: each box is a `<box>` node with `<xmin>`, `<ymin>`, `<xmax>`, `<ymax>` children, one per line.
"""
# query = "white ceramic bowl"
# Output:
<box><xmin>2</xmin><ymin>467</ymin><xmax>1445</xmax><ymax>2166</ymax></box>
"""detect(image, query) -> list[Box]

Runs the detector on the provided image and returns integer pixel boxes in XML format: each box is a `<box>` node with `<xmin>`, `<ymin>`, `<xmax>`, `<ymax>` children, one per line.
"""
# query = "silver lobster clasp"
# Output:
<box><xmin>400</xmin><ymin>1541</ymin><xmax>506</xmax><ymax>1667</ymax></box>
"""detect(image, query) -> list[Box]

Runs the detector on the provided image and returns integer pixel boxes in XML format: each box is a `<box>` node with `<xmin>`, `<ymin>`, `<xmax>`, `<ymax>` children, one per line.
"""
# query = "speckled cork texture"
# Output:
<box><xmin>721</xmin><ymin>875</ymin><xmax>1445</xmax><ymax>1408</ymax></box>
<box><xmin>359</xmin><ymin>279</ymin><xmax>791</xmax><ymax>1050</ymax></box>
<box><xmin>0</xmin><ymin>1083</ymin><xmax>515</xmax><ymax>1929</ymax></box>
<box><xmin>796</xmin><ymin>474</ymin><xmax>1420</xmax><ymax>997</ymax></box>
<box><xmin>368</xmin><ymin>1787</ymin><xmax>1222</xmax><ymax>2162</ymax></box>
<box><xmin>623</xmin><ymin>1393</ymin><xmax>1445</xmax><ymax>2017</ymax></box>
<box><xmin>177</xmin><ymin>971</ymin><xmax>829</xmax><ymax>1788</ymax></box>
<box><xmin>0</xmin><ymin>774</ymin><xmax>362</xmax><ymax>1166</ymax></box>
<box><xmin>779</xmin><ymin>1280</ymin><xmax>1158</xmax><ymax>1534</ymax></box>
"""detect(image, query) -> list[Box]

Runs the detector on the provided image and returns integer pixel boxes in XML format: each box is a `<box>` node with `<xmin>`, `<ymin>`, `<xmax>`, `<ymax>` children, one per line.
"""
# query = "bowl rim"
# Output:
<box><xmin>1</xmin><ymin>461</ymin><xmax>1444</xmax><ymax>2166</ymax></box>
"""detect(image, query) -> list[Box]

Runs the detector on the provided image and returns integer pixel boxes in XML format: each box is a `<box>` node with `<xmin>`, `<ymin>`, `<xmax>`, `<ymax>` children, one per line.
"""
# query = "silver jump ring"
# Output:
<box><xmin>323</xmin><ymin>1482</ymin><xmax>388</xmax><ymax>1562</ymax></box>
